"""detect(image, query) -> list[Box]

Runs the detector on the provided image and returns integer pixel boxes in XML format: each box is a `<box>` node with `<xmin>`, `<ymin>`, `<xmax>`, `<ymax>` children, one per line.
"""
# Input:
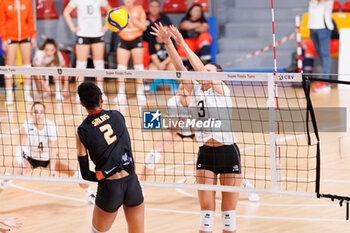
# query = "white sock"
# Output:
<box><xmin>119</xmin><ymin>85</ymin><xmax>126</xmax><ymax>94</ymax></box>
<box><xmin>242</xmin><ymin>179</ymin><xmax>248</xmax><ymax>187</ymax></box>
<box><xmin>55</xmin><ymin>82</ymin><xmax>60</xmax><ymax>93</ymax></box>
<box><xmin>24</xmin><ymin>85</ymin><xmax>31</xmax><ymax>97</ymax></box>
<box><xmin>6</xmin><ymin>88</ymin><xmax>13</xmax><ymax>99</ymax></box>
<box><xmin>137</xmin><ymin>85</ymin><xmax>144</xmax><ymax>94</ymax></box>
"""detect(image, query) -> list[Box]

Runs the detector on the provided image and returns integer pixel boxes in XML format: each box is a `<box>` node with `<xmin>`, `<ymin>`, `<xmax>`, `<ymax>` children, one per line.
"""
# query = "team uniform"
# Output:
<box><xmin>78</xmin><ymin>109</ymin><xmax>143</xmax><ymax>213</ymax></box>
<box><xmin>17</xmin><ymin>119</ymin><xmax>58</xmax><ymax>168</ymax></box>
<box><xmin>190</xmin><ymin>82</ymin><xmax>241</xmax><ymax>174</ymax></box>
<box><xmin>33</xmin><ymin>50</ymin><xmax>66</xmax><ymax>67</ymax></box>
<box><xmin>167</xmin><ymin>95</ymin><xmax>195</xmax><ymax>139</ymax></box>
<box><xmin>68</xmin><ymin>0</ymin><xmax>108</xmax><ymax>45</ymax></box>
<box><xmin>0</xmin><ymin>0</ymin><xmax>36</xmax><ymax>44</ymax></box>
<box><xmin>118</xmin><ymin>5</ymin><xmax>146</xmax><ymax>51</ymax></box>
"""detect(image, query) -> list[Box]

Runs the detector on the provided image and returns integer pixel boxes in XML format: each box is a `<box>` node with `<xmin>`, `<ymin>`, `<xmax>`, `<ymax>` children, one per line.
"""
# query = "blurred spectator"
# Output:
<box><xmin>114</xmin><ymin>0</ymin><xmax>147</xmax><ymax>105</ymax></box>
<box><xmin>284</xmin><ymin>19</ymin><xmax>339</xmax><ymax>76</ymax></box>
<box><xmin>143</xmin><ymin>0</ymin><xmax>172</xmax><ymax>89</ymax></box>
<box><xmin>0</xmin><ymin>0</ymin><xmax>36</xmax><ymax>105</ymax></box>
<box><xmin>148</xmin><ymin>25</ymin><xmax>175</xmax><ymax>71</ymax></box>
<box><xmin>63</xmin><ymin>0</ymin><xmax>111</xmax><ymax>101</ymax></box>
<box><xmin>143</xmin><ymin>0</ymin><xmax>172</xmax><ymax>43</ymax></box>
<box><xmin>178</xmin><ymin>4</ymin><xmax>212</xmax><ymax>67</ymax></box>
<box><xmin>32</xmin><ymin>38</ymin><xmax>69</xmax><ymax>101</ymax></box>
<box><xmin>308</xmin><ymin>0</ymin><xmax>334</xmax><ymax>92</ymax></box>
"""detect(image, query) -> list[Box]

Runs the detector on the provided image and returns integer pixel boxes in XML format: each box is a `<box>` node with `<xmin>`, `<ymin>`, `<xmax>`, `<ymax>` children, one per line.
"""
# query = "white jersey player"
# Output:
<box><xmin>141</xmin><ymin>84</ymin><xmax>195</xmax><ymax>180</ymax></box>
<box><xmin>0</xmin><ymin>102</ymin><xmax>95</xmax><ymax>204</ymax></box>
<box><xmin>63</xmin><ymin>0</ymin><xmax>112</xmax><ymax>101</ymax></box>
<box><xmin>151</xmin><ymin>23</ymin><xmax>259</xmax><ymax>233</ymax></box>
<box><xmin>32</xmin><ymin>38</ymin><xmax>69</xmax><ymax>101</ymax></box>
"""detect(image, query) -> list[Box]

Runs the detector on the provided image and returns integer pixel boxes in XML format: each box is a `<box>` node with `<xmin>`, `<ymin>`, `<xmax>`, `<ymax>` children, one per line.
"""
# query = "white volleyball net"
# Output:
<box><xmin>0</xmin><ymin>67</ymin><xmax>320</xmax><ymax>197</ymax></box>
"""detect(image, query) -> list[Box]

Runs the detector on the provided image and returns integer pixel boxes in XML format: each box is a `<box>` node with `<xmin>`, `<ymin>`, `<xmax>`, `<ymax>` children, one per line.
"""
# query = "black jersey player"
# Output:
<box><xmin>76</xmin><ymin>82</ymin><xmax>144</xmax><ymax>233</ymax></box>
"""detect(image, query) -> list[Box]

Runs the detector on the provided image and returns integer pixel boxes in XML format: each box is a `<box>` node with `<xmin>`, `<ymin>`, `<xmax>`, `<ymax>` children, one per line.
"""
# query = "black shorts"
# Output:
<box><xmin>7</xmin><ymin>37</ymin><xmax>31</xmax><ymax>44</ymax></box>
<box><xmin>95</xmin><ymin>173</ymin><xmax>144</xmax><ymax>213</ymax></box>
<box><xmin>23</xmin><ymin>153</ymin><xmax>49</xmax><ymax>169</ymax></box>
<box><xmin>196</xmin><ymin>144</ymin><xmax>241</xmax><ymax>175</ymax></box>
<box><xmin>118</xmin><ymin>36</ymin><xmax>143</xmax><ymax>51</ymax></box>
<box><xmin>76</xmin><ymin>36</ymin><xmax>105</xmax><ymax>45</ymax></box>
<box><xmin>177</xmin><ymin>132</ymin><xmax>195</xmax><ymax>139</ymax></box>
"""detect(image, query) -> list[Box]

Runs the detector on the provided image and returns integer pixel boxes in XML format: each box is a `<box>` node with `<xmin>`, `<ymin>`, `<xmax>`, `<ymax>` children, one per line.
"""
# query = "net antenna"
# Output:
<box><xmin>269</xmin><ymin>0</ymin><xmax>281</xmax><ymax>190</ymax></box>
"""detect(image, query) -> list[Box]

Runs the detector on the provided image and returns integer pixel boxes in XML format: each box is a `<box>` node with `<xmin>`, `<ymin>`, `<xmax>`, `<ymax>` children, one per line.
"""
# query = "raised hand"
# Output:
<box><xmin>168</xmin><ymin>25</ymin><xmax>185</xmax><ymax>47</ymax></box>
<box><xmin>150</xmin><ymin>22</ymin><xmax>171</xmax><ymax>44</ymax></box>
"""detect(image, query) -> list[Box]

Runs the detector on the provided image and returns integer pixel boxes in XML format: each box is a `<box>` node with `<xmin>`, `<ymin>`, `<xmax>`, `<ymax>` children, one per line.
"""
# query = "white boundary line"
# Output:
<box><xmin>0</xmin><ymin>66</ymin><xmax>302</xmax><ymax>82</ymax></box>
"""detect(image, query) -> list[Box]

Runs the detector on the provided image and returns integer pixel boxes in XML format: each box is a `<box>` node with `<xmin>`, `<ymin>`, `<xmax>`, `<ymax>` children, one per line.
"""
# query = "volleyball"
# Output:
<box><xmin>105</xmin><ymin>8</ymin><xmax>129</xmax><ymax>32</ymax></box>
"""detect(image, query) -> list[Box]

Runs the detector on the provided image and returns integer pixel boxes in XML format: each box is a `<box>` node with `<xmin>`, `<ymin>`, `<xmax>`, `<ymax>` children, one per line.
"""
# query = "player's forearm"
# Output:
<box><xmin>211</xmin><ymin>80</ymin><xmax>225</xmax><ymax>95</ymax></box>
<box><xmin>78</xmin><ymin>155</ymin><xmax>98</xmax><ymax>182</ymax></box>
<box><xmin>50</xmin><ymin>153</ymin><xmax>57</xmax><ymax>171</ymax></box>
<box><xmin>63</xmin><ymin>11</ymin><xmax>76</xmax><ymax>32</ymax></box>
<box><xmin>150</xmin><ymin>55</ymin><xmax>162</xmax><ymax>68</ymax></box>
<box><xmin>165</xmin><ymin>41</ymin><xmax>187</xmax><ymax>71</ymax></box>
<box><xmin>180</xmin><ymin>42</ymin><xmax>206</xmax><ymax>72</ymax></box>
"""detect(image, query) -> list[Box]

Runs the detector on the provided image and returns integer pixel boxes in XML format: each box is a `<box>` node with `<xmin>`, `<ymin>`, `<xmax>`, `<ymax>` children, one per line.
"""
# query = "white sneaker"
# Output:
<box><xmin>113</xmin><ymin>93</ymin><xmax>127</xmax><ymax>104</ymax></box>
<box><xmin>247</xmin><ymin>192</ymin><xmax>260</xmax><ymax>202</ymax></box>
<box><xmin>5</xmin><ymin>97</ymin><xmax>13</xmax><ymax>105</ymax></box>
<box><xmin>76</xmin><ymin>93</ymin><xmax>80</xmax><ymax>103</ymax></box>
<box><xmin>137</xmin><ymin>93</ymin><xmax>147</xmax><ymax>105</ymax></box>
<box><xmin>24</xmin><ymin>94</ymin><xmax>33</xmax><ymax>102</ymax></box>
<box><xmin>0</xmin><ymin>175</ymin><xmax>12</xmax><ymax>193</ymax></box>
<box><xmin>87</xmin><ymin>193</ymin><xmax>96</xmax><ymax>204</ymax></box>
<box><xmin>144</xmin><ymin>83</ymin><xmax>151</xmax><ymax>92</ymax></box>
<box><xmin>102</xmin><ymin>93</ymin><xmax>108</xmax><ymax>101</ymax></box>
<box><xmin>243</xmin><ymin>179</ymin><xmax>260</xmax><ymax>202</ymax></box>
<box><xmin>56</xmin><ymin>93</ymin><xmax>64</xmax><ymax>102</ymax></box>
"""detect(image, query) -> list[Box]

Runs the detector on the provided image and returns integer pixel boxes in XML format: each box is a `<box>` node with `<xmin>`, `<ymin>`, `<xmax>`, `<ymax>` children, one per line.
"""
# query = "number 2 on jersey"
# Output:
<box><xmin>99</xmin><ymin>124</ymin><xmax>117</xmax><ymax>145</ymax></box>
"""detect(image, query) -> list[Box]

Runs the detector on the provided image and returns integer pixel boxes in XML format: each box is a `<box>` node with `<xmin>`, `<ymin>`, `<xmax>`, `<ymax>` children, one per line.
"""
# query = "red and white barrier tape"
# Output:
<box><xmin>295</xmin><ymin>15</ymin><xmax>303</xmax><ymax>74</ymax></box>
<box><xmin>222</xmin><ymin>32</ymin><xmax>296</xmax><ymax>67</ymax></box>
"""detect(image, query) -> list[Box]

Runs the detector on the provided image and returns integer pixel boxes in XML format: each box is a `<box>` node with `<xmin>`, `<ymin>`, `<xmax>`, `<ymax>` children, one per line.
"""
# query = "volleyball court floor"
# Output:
<box><xmin>0</xmin><ymin>81</ymin><xmax>350</xmax><ymax>232</ymax></box>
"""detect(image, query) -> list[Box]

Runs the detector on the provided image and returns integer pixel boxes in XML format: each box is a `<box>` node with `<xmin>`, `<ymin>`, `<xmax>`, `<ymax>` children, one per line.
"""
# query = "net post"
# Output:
<box><xmin>268</xmin><ymin>73</ymin><xmax>278</xmax><ymax>190</ymax></box>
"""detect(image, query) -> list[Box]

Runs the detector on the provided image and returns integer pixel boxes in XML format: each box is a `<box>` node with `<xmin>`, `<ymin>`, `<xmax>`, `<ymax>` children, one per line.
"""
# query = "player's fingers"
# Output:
<box><xmin>150</xmin><ymin>32</ymin><xmax>157</xmax><ymax>36</ymax></box>
<box><xmin>169</xmin><ymin>32</ymin><xmax>176</xmax><ymax>40</ymax></box>
<box><xmin>153</xmin><ymin>22</ymin><xmax>159</xmax><ymax>30</ymax></box>
<box><xmin>151</xmin><ymin>26</ymin><xmax>159</xmax><ymax>33</ymax></box>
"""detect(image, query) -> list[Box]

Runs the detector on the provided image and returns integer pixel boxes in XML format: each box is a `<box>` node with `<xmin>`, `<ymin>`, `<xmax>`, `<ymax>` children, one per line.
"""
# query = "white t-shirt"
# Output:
<box><xmin>68</xmin><ymin>0</ymin><xmax>108</xmax><ymax>38</ymax></box>
<box><xmin>308</xmin><ymin>0</ymin><xmax>334</xmax><ymax>30</ymax></box>
<box><xmin>167</xmin><ymin>95</ymin><xmax>193</xmax><ymax>137</ymax></box>
<box><xmin>190</xmin><ymin>81</ymin><xmax>237</xmax><ymax>147</ymax></box>
<box><xmin>33</xmin><ymin>50</ymin><xmax>66</xmax><ymax>67</ymax></box>
<box><xmin>22</xmin><ymin>119</ymin><xmax>58</xmax><ymax>161</ymax></box>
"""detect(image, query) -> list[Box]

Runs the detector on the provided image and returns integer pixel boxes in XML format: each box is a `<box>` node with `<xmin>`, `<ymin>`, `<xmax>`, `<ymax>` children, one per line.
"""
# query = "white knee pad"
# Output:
<box><xmin>199</xmin><ymin>210</ymin><xmax>215</xmax><ymax>232</ymax></box>
<box><xmin>76</xmin><ymin>61</ymin><xmax>87</xmax><ymax>69</ymax></box>
<box><xmin>134</xmin><ymin>64</ymin><xmax>144</xmax><ymax>71</ymax></box>
<box><xmin>93</xmin><ymin>60</ymin><xmax>104</xmax><ymax>70</ymax></box>
<box><xmin>117</xmin><ymin>64</ymin><xmax>127</xmax><ymax>70</ymax></box>
<box><xmin>222</xmin><ymin>210</ymin><xmax>236</xmax><ymax>232</ymax></box>
<box><xmin>91</xmin><ymin>225</ymin><xmax>109</xmax><ymax>233</ymax></box>
<box><xmin>144</xmin><ymin>149</ymin><xmax>162</xmax><ymax>170</ymax></box>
